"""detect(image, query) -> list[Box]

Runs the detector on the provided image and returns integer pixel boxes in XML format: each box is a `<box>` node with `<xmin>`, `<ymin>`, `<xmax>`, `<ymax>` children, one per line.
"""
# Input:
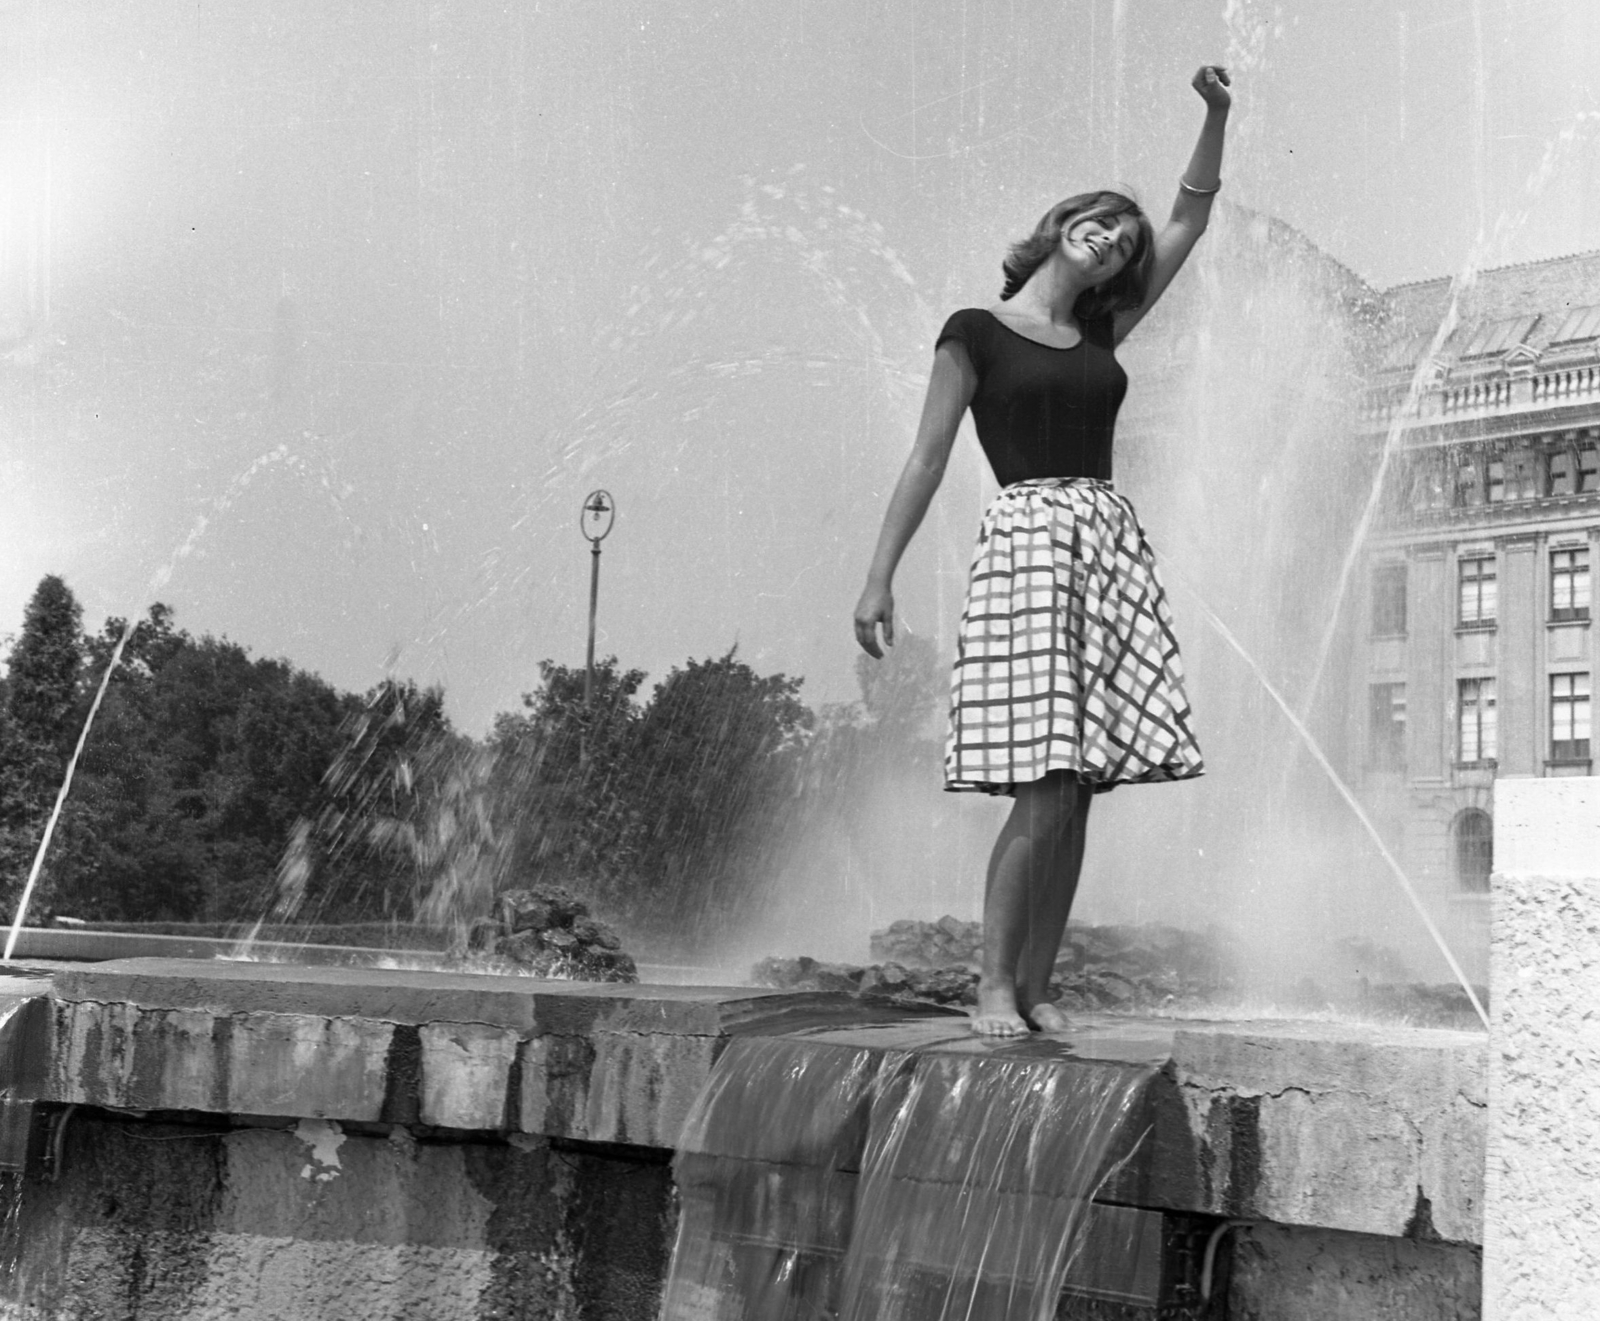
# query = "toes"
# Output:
<box><xmin>1028</xmin><ymin>1004</ymin><xmax>1072</xmax><ymax>1033</ymax></box>
<box><xmin>969</xmin><ymin>1012</ymin><xmax>1029</xmax><ymax>1038</ymax></box>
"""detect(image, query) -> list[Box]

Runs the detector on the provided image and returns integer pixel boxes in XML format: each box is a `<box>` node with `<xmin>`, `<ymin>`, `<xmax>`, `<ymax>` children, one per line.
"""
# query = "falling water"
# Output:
<box><xmin>837</xmin><ymin>1053</ymin><xmax>1153</xmax><ymax>1321</ymax></box>
<box><xmin>1</xmin><ymin>619</ymin><xmax>133</xmax><ymax>962</ymax></box>
<box><xmin>661</xmin><ymin>1037</ymin><xmax>1153</xmax><ymax>1321</ymax></box>
<box><xmin>1173</xmin><ymin>574</ymin><xmax>1490</xmax><ymax>1030</ymax></box>
<box><xmin>2</xmin><ymin>443</ymin><xmax>354</xmax><ymax>955</ymax></box>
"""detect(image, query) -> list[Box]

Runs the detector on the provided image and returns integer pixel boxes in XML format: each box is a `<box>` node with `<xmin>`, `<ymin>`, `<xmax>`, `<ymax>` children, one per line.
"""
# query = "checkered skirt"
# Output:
<box><xmin>945</xmin><ymin>478</ymin><xmax>1204</xmax><ymax>795</ymax></box>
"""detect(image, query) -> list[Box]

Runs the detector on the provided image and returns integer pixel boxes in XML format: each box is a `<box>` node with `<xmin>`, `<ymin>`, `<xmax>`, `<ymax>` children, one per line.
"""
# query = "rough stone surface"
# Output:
<box><xmin>477</xmin><ymin>886</ymin><xmax>638</xmax><ymax>983</ymax></box>
<box><xmin>50</xmin><ymin>1000</ymin><xmax>395</xmax><ymax>1121</ymax></box>
<box><xmin>418</xmin><ymin>1022</ymin><xmax>522</xmax><ymax>1129</ymax></box>
<box><xmin>4</xmin><ymin>1112</ymin><xmax>673</xmax><ymax>1321</ymax></box>
<box><xmin>1167</xmin><ymin>1020</ymin><xmax>1486</xmax><ymax>1241</ymax></box>
<box><xmin>1487</xmin><ymin>870</ymin><xmax>1600</xmax><ymax>1319</ymax></box>
<box><xmin>227</xmin><ymin>1013</ymin><xmax>395</xmax><ymax>1120</ymax></box>
<box><xmin>1228</xmin><ymin>1224</ymin><xmax>1481</xmax><ymax>1320</ymax></box>
<box><xmin>5</xmin><ymin>958</ymin><xmax>1500</xmax><ymax>1320</ymax></box>
<box><xmin>43</xmin><ymin>960</ymin><xmax>841</xmax><ymax>1140</ymax></box>
<box><xmin>34</xmin><ymin>962</ymin><xmax>1490</xmax><ymax>1241</ymax></box>
<box><xmin>1485</xmin><ymin>778</ymin><xmax>1600</xmax><ymax>1321</ymax></box>
<box><xmin>763</xmin><ymin>922</ymin><xmax>1487</xmax><ymax>1026</ymax></box>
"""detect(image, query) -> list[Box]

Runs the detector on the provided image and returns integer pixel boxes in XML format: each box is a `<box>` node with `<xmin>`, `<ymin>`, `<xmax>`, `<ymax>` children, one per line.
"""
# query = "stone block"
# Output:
<box><xmin>418</xmin><ymin>1022</ymin><xmax>522</xmax><ymax>1129</ymax></box>
<box><xmin>52</xmin><ymin>1001</ymin><xmax>220</xmax><ymax>1112</ymax></box>
<box><xmin>226</xmin><ymin>1014</ymin><xmax>394</xmax><ymax>1120</ymax></box>
<box><xmin>518</xmin><ymin>1029</ymin><xmax>719</xmax><ymax>1147</ymax></box>
<box><xmin>1168</xmin><ymin>1021</ymin><xmax>1486</xmax><ymax>1240</ymax></box>
<box><xmin>584</xmin><ymin>1030</ymin><xmax>721</xmax><ymax>1147</ymax></box>
<box><xmin>1228</xmin><ymin>1224</ymin><xmax>1481</xmax><ymax>1321</ymax></box>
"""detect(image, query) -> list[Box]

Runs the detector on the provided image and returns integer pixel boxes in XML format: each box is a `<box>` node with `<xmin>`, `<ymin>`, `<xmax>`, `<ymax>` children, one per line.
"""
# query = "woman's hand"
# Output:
<box><xmin>1191</xmin><ymin>65</ymin><xmax>1231</xmax><ymax>112</ymax></box>
<box><xmin>854</xmin><ymin>581</ymin><xmax>895</xmax><ymax>658</ymax></box>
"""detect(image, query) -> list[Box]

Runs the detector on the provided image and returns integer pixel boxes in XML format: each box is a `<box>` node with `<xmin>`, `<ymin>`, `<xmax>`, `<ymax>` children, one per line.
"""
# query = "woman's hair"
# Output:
<box><xmin>999</xmin><ymin>191</ymin><xmax>1156</xmax><ymax>321</ymax></box>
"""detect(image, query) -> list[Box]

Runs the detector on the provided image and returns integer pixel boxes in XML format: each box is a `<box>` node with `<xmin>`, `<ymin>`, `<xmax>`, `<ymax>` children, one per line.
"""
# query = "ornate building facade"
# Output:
<box><xmin>1358</xmin><ymin>252</ymin><xmax>1600</xmax><ymax>968</ymax></box>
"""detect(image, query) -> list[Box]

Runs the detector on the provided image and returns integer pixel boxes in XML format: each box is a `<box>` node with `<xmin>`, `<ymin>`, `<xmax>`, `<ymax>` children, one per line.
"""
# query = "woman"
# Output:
<box><xmin>854</xmin><ymin>66</ymin><xmax>1230</xmax><ymax>1038</ymax></box>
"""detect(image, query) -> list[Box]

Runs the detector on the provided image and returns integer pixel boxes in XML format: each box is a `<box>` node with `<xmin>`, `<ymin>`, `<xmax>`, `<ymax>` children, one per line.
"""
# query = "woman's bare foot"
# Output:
<box><xmin>1027</xmin><ymin>1001</ymin><xmax>1073</xmax><ymax>1034</ymax></box>
<box><xmin>971</xmin><ymin>978</ymin><xmax>1029</xmax><ymax>1037</ymax></box>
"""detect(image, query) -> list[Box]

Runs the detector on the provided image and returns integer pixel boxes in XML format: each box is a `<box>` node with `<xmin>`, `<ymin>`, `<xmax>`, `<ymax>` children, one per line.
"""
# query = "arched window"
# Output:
<box><xmin>1453</xmin><ymin>809</ymin><xmax>1493</xmax><ymax>893</ymax></box>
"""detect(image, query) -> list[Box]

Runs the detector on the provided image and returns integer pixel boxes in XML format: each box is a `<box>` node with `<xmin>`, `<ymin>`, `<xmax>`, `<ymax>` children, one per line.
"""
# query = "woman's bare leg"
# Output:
<box><xmin>1016</xmin><ymin>780</ymin><xmax>1091</xmax><ymax>1030</ymax></box>
<box><xmin>971</xmin><ymin>771</ymin><xmax>1093</xmax><ymax>1036</ymax></box>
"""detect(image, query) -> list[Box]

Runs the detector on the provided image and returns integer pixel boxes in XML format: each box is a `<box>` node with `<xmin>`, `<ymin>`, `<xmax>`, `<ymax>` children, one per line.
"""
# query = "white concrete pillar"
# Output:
<box><xmin>1485</xmin><ymin>777</ymin><xmax>1600</xmax><ymax>1320</ymax></box>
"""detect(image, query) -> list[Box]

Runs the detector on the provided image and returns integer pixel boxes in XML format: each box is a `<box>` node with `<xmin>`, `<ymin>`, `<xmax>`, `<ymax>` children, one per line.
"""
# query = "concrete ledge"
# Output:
<box><xmin>794</xmin><ymin>1016</ymin><xmax>1487</xmax><ymax>1243</ymax></box>
<box><xmin>6</xmin><ymin>927</ymin><xmax>456</xmax><ymax>967</ymax></box>
<box><xmin>26</xmin><ymin>958</ymin><xmax>1488</xmax><ymax>1243</ymax></box>
<box><xmin>40</xmin><ymin>958</ymin><xmax>924</xmax><ymax>1144</ymax></box>
<box><xmin>1163</xmin><ymin>1020</ymin><xmax>1485</xmax><ymax>1241</ymax></box>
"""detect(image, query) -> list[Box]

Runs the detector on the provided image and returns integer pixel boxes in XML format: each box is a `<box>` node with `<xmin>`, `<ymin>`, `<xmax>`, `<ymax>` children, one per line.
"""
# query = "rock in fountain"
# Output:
<box><xmin>469</xmin><ymin>885</ymin><xmax>637</xmax><ymax>982</ymax></box>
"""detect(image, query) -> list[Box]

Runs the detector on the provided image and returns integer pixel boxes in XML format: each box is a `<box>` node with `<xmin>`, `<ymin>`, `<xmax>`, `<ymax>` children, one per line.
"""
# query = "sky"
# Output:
<box><xmin>2</xmin><ymin>0</ymin><xmax>1598</xmax><ymax>737</ymax></box>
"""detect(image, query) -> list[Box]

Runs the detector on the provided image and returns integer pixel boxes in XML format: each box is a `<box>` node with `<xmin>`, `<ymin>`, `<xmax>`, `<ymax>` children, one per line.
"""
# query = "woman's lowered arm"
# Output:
<box><xmin>854</xmin><ymin>342</ymin><xmax>978</xmax><ymax>658</ymax></box>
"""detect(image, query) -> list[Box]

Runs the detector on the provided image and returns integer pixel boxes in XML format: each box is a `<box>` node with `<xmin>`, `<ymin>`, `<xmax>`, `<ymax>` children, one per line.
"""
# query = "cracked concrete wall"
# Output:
<box><xmin>9</xmin><ymin>964</ymin><xmax>1498</xmax><ymax>1319</ymax></box>
<box><xmin>1229</xmin><ymin>1225</ymin><xmax>1480</xmax><ymax>1321</ymax></box>
<box><xmin>1164</xmin><ymin>1023</ymin><xmax>1485</xmax><ymax>1241</ymax></box>
<box><xmin>4</xmin><ymin>1113</ymin><xmax>673</xmax><ymax>1321</ymax></box>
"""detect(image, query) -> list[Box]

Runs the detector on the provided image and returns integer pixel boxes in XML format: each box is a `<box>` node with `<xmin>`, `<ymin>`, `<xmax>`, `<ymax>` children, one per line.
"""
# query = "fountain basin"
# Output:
<box><xmin>1</xmin><ymin>958</ymin><xmax>1485</xmax><ymax>1319</ymax></box>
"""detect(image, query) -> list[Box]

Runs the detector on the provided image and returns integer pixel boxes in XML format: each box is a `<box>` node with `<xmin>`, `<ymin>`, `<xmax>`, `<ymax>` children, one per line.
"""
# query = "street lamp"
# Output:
<box><xmin>580</xmin><ymin>489</ymin><xmax>616</xmax><ymax>710</ymax></box>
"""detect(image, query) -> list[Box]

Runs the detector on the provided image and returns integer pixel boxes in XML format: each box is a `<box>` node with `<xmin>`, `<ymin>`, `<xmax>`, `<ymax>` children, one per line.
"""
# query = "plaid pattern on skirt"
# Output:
<box><xmin>945</xmin><ymin>478</ymin><xmax>1204</xmax><ymax>795</ymax></box>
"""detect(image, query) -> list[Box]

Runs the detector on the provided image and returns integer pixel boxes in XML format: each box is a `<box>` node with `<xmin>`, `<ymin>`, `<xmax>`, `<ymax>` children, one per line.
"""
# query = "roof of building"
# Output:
<box><xmin>1378</xmin><ymin>250</ymin><xmax>1600</xmax><ymax>366</ymax></box>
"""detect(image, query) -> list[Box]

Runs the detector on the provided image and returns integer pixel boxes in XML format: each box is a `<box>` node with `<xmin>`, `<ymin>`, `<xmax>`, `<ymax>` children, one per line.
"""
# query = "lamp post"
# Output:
<box><xmin>580</xmin><ymin>490</ymin><xmax>616</xmax><ymax>711</ymax></box>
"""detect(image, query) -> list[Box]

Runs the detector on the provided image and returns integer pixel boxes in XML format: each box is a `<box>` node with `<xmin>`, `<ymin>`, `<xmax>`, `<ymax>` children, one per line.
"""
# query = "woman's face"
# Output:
<box><xmin>1061</xmin><ymin>212</ymin><xmax>1140</xmax><ymax>285</ymax></box>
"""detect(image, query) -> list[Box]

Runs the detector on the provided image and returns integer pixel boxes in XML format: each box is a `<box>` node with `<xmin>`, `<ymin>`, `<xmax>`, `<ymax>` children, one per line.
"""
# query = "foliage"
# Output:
<box><xmin>287</xmin><ymin>676</ymin><xmax>464</xmax><ymax>926</ymax></box>
<box><xmin>489</xmin><ymin>655</ymin><xmax>649</xmax><ymax>906</ymax></box>
<box><xmin>47</xmin><ymin>607</ymin><xmax>362</xmax><ymax>922</ymax></box>
<box><xmin>622</xmin><ymin>649</ymin><xmax>812</xmax><ymax>935</ymax></box>
<box><xmin>6</xmin><ymin>575</ymin><xmax>83</xmax><ymax>746</ymax></box>
<box><xmin>487</xmin><ymin>648</ymin><xmax>813</xmax><ymax>945</ymax></box>
<box><xmin>0</xmin><ymin>574</ymin><xmax>854</xmax><ymax>953</ymax></box>
<box><xmin>0</xmin><ymin>576</ymin><xmax>87</xmax><ymax>915</ymax></box>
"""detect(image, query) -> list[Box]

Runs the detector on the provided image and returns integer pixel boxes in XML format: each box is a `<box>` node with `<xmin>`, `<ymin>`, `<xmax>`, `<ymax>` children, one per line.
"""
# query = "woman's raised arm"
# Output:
<box><xmin>854</xmin><ymin>341</ymin><xmax>978</xmax><ymax>657</ymax></box>
<box><xmin>1114</xmin><ymin>66</ymin><xmax>1232</xmax><ymax>344</ymax></box>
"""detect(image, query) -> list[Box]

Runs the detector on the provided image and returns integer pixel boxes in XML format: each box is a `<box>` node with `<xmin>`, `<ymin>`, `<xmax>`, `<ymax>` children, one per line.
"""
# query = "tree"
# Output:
<box><xmin>267</xmin><ymin>676</ymin><xmax>458</xmax><ymax>927</ymax></box>
<box><xmin>489</xmin><ymin>656</ymin><xmax>647</xmax><ymax>907</ymax></box>
<box><xmin>6</xmin><ymin>576</ymin><xmax>83</xmax><ymax>748</ymax></box>
<box><xmin>622</xmin><ymin>648</ymin><xmax>812</xmax><ymax>940</ymax></box>
<box><xmin>0</xmin><ymin>575</ymin><xmax>86</xmax><ymax>915</ymax></box>
<box><xmin>51</xmin><ymin>605</ymin><xmax>372</xmax><ymax>924</ymax></box>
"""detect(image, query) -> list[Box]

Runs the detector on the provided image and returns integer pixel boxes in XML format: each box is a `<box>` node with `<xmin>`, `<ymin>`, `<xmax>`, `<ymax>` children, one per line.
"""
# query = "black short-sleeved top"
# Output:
<box><xmin>935</xmin><ymin>307</ymin><xmax>1127</xmax><ymax>487</ymax></box>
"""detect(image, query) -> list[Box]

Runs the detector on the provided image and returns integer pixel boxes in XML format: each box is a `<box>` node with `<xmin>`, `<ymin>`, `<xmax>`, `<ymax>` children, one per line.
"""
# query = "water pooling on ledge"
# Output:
<box><xmin>662</xmin><ymin>1033</ymin><xmax>1160</xmax><ymax>1321</ymax></box>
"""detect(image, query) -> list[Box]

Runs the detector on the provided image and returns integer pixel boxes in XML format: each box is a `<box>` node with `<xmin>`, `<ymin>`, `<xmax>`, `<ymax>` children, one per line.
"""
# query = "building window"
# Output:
<box><xmin>1550</xmin><ymin>672</ymin><xmax>1591</xmax><ymax>762</ymax></box>
<box><xmin>1371</xmin><ymin>564</ymin><xmax>1407</xmax><ymax>636</ymax></box>
<box><xmin>1486</xmin><ymin>458</ymin><xmax>1505</xmax><ymax>502</ymax></box>
<box><xmin>1368</xmin><ymin>683</ymin><xmax>1407</xmax><ymax>771</ymax></box>
<box><xmin>1458</xmin><ymin>555</ymin><xmax>1497</xmax><ymax>626</ymax></box>
<box><xmin>1410</xmin><ymin>455</ymin><xmax>1448</xmax><ymax>509</ymax></box>
<box><xmin>1453</xmin><ymin>809</ymin><xmax>1493</xmax><ymax>893</ymax></box>
<box><xmin>1582</xmin><ymin>443</ymin><xmax>1600</xmax><ymax>493</ymax></box>
<box><xmin>1454</xmin><ymin>456</ymin><xmax>1483</xmax><ymax>506</ymax></box>
<box><xmin>1549</xmin><ymin>448</ymin><xmax>1574</xmax><ymax>496</ymax></box>
<box><xmin>1507</xmin><ymin>453</ymin><xmax>1537</xmax><ymax>500</ymax></box>
<box><xmin>1551</xmin><ymin>547</ymin><xmax>1591</xmax><ymax>621</ymax></box>
<box><xmin>1458</xmin><ymin>677</ymin><xmax>1497</xmax><ymax>764</ymax></box>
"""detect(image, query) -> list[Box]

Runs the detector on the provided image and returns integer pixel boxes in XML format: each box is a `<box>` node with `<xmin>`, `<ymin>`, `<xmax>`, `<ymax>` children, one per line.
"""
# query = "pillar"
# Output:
<box><xmin>1485</xmin><ymin>777</ymin><xmax>1600</xmax><ymax>1319</ymax></box>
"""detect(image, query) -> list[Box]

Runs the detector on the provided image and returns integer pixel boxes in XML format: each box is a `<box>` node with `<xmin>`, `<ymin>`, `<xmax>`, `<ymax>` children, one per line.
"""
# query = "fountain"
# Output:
<box><xmin>9</xmin><ymin>2</ymin><xmax>1600</xmax><ymax>1318</ymax></box>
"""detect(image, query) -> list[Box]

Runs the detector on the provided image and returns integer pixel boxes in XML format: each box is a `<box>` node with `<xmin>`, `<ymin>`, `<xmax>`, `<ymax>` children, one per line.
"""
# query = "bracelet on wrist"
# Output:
<box><xmin>1179</xmin><ymin>177</ymin><xmax>1221</xmax><ymax>197</ymax></box>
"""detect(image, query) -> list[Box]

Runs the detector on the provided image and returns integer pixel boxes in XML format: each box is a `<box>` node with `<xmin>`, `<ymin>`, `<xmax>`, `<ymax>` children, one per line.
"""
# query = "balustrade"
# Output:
<box><xmin>1534</xmin><ymin>365</ymin><xmax>1600</xmax><ymax>404</ymax></box>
